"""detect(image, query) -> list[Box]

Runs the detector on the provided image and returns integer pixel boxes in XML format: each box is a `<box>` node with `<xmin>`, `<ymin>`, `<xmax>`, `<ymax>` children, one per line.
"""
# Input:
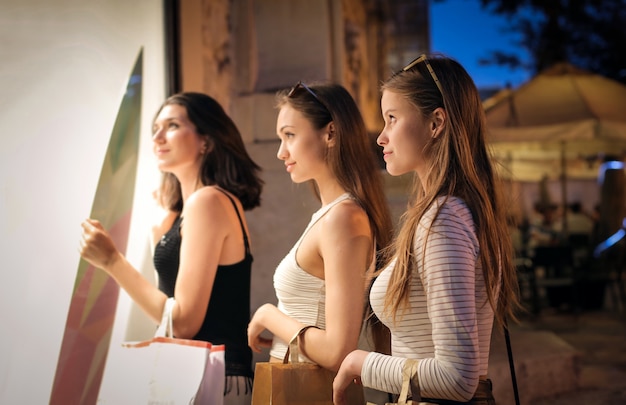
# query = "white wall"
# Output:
<box><xmin>0</xmin><ymin>1</ymin><xmax>165</xmax><ymax>402</ymax></box>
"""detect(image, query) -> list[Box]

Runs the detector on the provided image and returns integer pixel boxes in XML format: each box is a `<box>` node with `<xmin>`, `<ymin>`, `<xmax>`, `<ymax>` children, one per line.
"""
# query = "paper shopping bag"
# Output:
<box><xmin>251</xmin><ymin>325</ymin><xmax>364</xmax><ymax>404</ymax></box>
<box><xmin>252</xmin><ymin>361</ymin><xmax>364</xmax><ymax>405</ymax></box>
<box><xmin>98</xmin><ymin>336</ymin><xmax>225</xmax><ymax>404</ymax></box>
<box><xmin>252</xmin><ymin>362</ymin><xmax>333</xmax><ymax>405</ymax></box>
<box><xmin>98</xmin><ymin>298</ymin><xmax>226</xmax><ymax>404</ymax></box>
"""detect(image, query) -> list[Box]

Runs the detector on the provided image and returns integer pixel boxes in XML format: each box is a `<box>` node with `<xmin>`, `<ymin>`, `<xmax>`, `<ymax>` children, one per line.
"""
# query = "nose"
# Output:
<box><xmin>152</xmin><ymin>127</ymin><xmax>165</xmax><ymax>143</ymax></box>
<box><xmin>276</xmin><ymin>140</ymin><xmax>288</xmax><ymax>160</ymax></box>
<box><xmin>376</xmin><ymin>130</ymin><xmax>387</xmax><ymax>146</ymax></box>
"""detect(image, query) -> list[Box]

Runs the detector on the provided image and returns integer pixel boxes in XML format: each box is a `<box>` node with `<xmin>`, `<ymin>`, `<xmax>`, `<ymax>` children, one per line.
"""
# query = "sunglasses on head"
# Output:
<box><xmin>287</xmin><ymin>81</ymin><xmax>331</xmax><ymax>113</ymax></box>
<box><xmin>399</xmin><ymin>54</ymin><xmax>444</xmax><ymax>96</ymax></box>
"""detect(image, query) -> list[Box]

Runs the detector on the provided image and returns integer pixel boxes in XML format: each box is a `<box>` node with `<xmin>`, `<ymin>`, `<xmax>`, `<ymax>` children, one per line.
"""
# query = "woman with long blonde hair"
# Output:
<box><xmin>333</xmin><ymin>55</ymin><xmax>520</xmax><ymax>404</ymax></box>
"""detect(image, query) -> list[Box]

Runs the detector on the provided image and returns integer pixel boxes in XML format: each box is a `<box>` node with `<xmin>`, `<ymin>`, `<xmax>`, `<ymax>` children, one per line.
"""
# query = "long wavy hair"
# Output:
<box><xmin>380</xmin><ymin>55</ymin><xmax>520</xmax><ymax>330</ymax></box>
<box><xmin>154</xmin><ymin>92</ymin><xmax>263</xmax><ymax>212</ymax></box>
<box><xmin>275</xmin><ymin>83</ymin><xmax>393</xmax><ymax>260</ymax></box>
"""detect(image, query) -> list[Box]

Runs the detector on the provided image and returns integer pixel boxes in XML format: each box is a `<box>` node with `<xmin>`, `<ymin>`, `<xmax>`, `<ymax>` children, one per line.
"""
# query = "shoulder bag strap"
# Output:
<box><xmin>504</xmin><ymin>318</ymin><xmax>521</xmax><ymax>405</ymax></box>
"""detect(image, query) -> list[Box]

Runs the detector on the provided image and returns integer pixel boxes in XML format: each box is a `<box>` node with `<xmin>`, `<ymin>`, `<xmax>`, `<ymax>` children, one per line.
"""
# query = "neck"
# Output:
<box><xmin>316</xmin><ymin>179</ymin><xmax>347</xmax><ymax>206</ymax></box>
<box><xmin>176</xmin><ymin>168</ymin><xmax>203</xmax><ymax>204</ymax></box>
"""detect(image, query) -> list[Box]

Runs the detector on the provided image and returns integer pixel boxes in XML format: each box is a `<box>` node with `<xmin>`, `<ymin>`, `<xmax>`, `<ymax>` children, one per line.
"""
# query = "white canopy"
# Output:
<box><xmin>484</xmin><ymin>63</ymin><xmax>626</xmax><ymax>182</ymax></box>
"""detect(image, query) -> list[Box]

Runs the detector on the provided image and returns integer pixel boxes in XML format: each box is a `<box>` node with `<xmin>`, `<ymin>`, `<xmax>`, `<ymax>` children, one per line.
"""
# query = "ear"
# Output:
<box><xmin>201</xmin><ymin>137</ymin><xmax>214</xmax><ymax>154</ymax></box>
<box><xmin>430</xmin><ymin>107</ymin><xmax>446</xmax><ymax>139</ymax></box>
<box><xmin>324</xmin><ymin>121</ymin><xmax>336</xmax><ymax>147</ymax></box>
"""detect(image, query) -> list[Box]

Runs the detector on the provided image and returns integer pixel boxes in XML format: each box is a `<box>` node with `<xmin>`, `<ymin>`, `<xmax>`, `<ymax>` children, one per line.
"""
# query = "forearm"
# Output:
<box><xmin>104</xmin><ymin>252</ymin><xmax>167</xmax><ymax>325</ymax></box>
<box><xmin>299</xmin><ymin>320</ymin><xmax>362</xmax><ymax>371</ymax></box>
<box><xmin>253</xmin><ymin>304</ymin><xmax>306</xmax><ymax>347</ymax></box>
<box><xmin>361</xmin><ymin>352</ymin><xmax>406</xmax><ymax>394</ymax></box>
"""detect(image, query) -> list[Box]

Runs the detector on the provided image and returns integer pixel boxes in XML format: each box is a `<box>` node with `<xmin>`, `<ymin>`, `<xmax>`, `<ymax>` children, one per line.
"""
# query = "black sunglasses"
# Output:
<box><xmin>287</xmin><ymin>81</ymin><xmax>331</xmax><ymax>113</ymax></box>
<box><xmin>399</xmin><ymin>54</ymin><xmax>444</xmax><ymax>96</ymax></box>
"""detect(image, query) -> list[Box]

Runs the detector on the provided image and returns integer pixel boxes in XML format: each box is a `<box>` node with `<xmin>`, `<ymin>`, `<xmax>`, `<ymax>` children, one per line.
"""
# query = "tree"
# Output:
<box><xmin>473</xmin><ymin>0</ymin><xmax>626</xmax><ymax>84</ymax></box>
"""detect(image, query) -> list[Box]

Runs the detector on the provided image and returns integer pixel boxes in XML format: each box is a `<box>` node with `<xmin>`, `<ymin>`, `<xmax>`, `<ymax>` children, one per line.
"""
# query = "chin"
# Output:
<box><xmin>385</xmin><ymin>165</ymin><xmax>400</xmax><ymax>177</ymax></box>
<box><xmin>289</xmin><ymin>174</ymin><xmax>310</xmax><ymax>184</ymax></box>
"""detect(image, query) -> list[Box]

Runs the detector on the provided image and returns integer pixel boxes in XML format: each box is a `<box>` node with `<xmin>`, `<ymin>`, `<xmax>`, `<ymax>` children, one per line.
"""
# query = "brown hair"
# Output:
<box><xmin>154</xmin><ymin>92</ymin><xmax>263</xmax><ymax>212</ymax></box>
<box><xmin>275</xmin><ymin>83</ymin><xmax>393</xmax><ymax>258</ymax></box>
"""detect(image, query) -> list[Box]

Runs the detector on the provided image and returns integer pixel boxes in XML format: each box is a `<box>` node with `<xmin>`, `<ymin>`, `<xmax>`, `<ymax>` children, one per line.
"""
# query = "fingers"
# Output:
<box><xmin>258</xmin><ymin>337</ymin><xmax>273</xmax><ymax>347</ymax></box>
<box><xmin>79</xmin><ymin>221</ymin><xmax>92</xmax><ymax>255</ymax></box>
<box><xmin>248</xmin><ymin>338</ymin><xmax>271</xmax><ymax>353</ymax></box>
<box><xmin>80</xmin><ymin>219</ymin><xmax>101</xmax><ymax>239</ymax></box>
<box><xmin>78</xmin><ymin>218</ymin><xmax>117</xmax><ymax>270</ymax></box>
<box><xmin>333</xmin><ymin>354</ymin><xmax>363</xmax><ymax>405</ymax></box>
<box><xmin>247</xmin><ymin>327</ymin><xmax>273</xmax><ymax>353</ymax></box>
<box><xmin>332</xmin><ymin>389</ymin><xmax>346</xmax><ymax>405</ymax></box>
<box><xmin>82</xmin><ymin>218</ymin><xmax>104</xmax><ymax>230</ymax></box>
<box><xmin>79</xmin><ymin>220</ymin><xmax>97</xmax><ymax>252</ymax></box>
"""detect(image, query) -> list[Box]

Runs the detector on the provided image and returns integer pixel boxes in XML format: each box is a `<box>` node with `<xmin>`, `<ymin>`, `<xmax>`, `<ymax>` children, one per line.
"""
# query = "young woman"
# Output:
<box><xmin>80</xmin><ymin>92</ymin><xmax>263</xmax><ymax>405</ymax></box>
<box><xmin>333</xmin><ymin>55</ymin><xmax>521</xmax><ymax>405</ymax></box>
<box><xmin>246</xmin><ymin>82</ymin><xmax>393</xmax><ymax>385</ymax></box>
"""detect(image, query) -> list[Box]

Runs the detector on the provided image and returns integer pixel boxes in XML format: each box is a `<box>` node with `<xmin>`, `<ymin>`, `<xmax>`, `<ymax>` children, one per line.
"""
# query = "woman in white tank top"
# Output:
<box><xmin>246</xmin><ymin>82</ymin><xmax>393</xmax><ymax>398</ymax></box>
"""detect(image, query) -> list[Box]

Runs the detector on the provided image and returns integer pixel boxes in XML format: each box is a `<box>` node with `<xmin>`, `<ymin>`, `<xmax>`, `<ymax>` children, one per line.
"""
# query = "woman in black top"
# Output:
<box><xmin>80</xmin><ymin>92</ymin><xmax>263</xmax><ymax>404</ymax></box>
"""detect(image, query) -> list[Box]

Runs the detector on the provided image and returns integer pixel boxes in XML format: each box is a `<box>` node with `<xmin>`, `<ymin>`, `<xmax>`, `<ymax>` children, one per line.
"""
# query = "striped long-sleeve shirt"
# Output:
<box><xmin>361</xmin><ymin>197</ymin><xmax>495</xmax><ymax>402</ymax></box>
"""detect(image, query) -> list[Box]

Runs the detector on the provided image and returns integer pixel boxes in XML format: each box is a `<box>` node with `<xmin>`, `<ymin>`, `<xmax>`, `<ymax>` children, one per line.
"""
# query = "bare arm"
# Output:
<box><xmin>80</xmin><ymin>219</ymin><xmax>168</xmax><ymax>324</ymax></box>
<box><xmin>80</xmin><ymin>187</ymin><xmax>234</xmax><ymax>338</ymax></box>
<box><xmin>299</xmin><ymin>202</ymin><xmax>372</xmax><ymax>370</ymax></box>
<box><xmin>167</xmin><ymin>188</ymin><xmax>230</xmax><ymax>338</ymax></box>
<box><xmin>248</xmin><ymin>201</ymin><xmax>373</xmax><ymax>370</ymax></box>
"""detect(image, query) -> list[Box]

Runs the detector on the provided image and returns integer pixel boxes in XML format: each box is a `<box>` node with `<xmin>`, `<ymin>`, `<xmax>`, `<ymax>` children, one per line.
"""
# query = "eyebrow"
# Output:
<box><xmin>154</xmin><ymin>116</ymin><xmax>179</xmax><ymax>125</ymax></box>
<box><xmin>278</xmin><ymin>124</ymin><xmax>294</xmax><ymax>132</ymax></box>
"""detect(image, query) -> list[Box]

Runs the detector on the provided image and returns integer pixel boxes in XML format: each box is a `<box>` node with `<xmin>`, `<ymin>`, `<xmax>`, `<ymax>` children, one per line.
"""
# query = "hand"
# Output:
<box><xmin>79</xmin><ymin>218</ymin><xmax>122</xmax><ymax>272</ymax></box>
<box><xmin>247</xmin><ymin>304</ymin><xmax>274</xmax><ymax>353</ymax></box>
<box><xmin>333</xmin><ymin>350</ymin><xmax>369</xmax><ymax>405</ymax></box>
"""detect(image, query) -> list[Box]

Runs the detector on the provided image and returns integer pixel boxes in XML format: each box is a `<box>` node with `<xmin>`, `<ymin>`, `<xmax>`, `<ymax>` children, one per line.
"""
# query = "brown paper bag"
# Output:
<box><xmin>251</xmin><ymin>326</ymin><xmax>364</xmax><ymax>405</ymax></box>
<box><xmin>252</xmin><ymin>362</ymin><xmax>364</xmax><ymax>405</ymax></box>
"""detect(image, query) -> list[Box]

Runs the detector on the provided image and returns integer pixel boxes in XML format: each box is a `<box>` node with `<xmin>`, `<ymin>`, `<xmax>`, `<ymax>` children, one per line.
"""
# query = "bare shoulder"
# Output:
<box><xmin>187</xmin><ymin>186</ymin><xmax>224</xmax><ymax>204</ymax></box>
<box><xmin>322</xmin><ymin>199</ymin><xmax>371</xmax><ymax>236</ymax></box>
<box><xmin>183</xmin><ymin>186</ymin><xmax>232</xmax><ymax>222</ymax></box>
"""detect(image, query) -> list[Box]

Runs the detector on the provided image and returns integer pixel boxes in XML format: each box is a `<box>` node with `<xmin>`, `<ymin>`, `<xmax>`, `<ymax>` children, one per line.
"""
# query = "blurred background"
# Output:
<box><xmin>1</xmin><ymin>0</ymin><xmax>624</xmax><ymax>403</ymax></box>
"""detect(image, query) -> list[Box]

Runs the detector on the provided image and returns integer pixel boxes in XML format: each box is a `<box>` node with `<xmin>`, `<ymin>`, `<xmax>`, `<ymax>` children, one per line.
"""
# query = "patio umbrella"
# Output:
<box><xmin>484</xmin><ymin>62</ymin><xmax>626</xmax><ymax>233</ymax></box>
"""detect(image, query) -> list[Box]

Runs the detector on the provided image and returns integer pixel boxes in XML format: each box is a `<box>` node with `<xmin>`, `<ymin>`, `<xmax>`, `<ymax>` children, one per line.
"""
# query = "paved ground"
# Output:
<box><xmin>520</xmin><ymin>308</ymin><xmax>626</xmax><ymax>405</ymax></box>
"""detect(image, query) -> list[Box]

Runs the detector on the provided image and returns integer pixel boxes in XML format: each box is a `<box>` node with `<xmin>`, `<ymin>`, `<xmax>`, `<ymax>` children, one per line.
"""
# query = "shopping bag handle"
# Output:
<box><xmin>155</xmin><ymin>297</ymin><xmax>176</xmax><ymax>338</ymax></box>
<box><xmin>283</xmin><ymin>325</ymin><xmax>318</xmax><ymax>364</ymax></box>
<box><xmin>396</xmin><ymin>359</ymin><xmax>419</xmax><ymax>405</ymax></box>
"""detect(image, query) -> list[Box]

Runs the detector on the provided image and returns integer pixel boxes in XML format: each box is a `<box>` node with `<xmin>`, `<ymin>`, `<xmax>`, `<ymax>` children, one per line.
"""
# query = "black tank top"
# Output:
<box><xmin>153</xmin><ymin>190</ymin><xmax>253</xmax><ymax>377</ymax></box>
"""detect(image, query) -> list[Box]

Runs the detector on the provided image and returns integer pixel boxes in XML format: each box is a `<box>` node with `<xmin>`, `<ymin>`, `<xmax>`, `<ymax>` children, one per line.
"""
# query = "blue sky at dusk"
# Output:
<box><xmin>430</xmin><ymin>0</ymin><xmax>533</xmax><ymax>90</ymax></box>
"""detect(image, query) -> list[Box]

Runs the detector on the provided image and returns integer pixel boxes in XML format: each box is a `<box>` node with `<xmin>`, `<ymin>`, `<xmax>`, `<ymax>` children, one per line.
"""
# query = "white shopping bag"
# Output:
<box><xmin>98</xmin><ymin>298</ymin><xmax>225</xmax><ymax>405</ymax></box>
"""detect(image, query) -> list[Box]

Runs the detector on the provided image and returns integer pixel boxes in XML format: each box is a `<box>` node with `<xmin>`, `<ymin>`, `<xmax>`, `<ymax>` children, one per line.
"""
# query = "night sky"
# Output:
<box><xmin>431</xmin><ymin>0</ymin><xmax>532</xmax><ymax>90</ymax></box>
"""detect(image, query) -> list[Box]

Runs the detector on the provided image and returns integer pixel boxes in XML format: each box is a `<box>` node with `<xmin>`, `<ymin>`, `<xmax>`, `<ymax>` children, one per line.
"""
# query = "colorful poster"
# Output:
<box><xmin>49</xmin><ymin>49</ymin><xmax>143</xmax><ymax>405</ymax></box>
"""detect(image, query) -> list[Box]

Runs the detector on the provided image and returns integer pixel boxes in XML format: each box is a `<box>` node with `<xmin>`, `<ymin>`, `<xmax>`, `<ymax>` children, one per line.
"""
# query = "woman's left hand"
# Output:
<box><xmin>333</xmin><ymin>349</ymin><xmax>368</xmax><ymax>405</ymax></box>
<box><xmin>79</xmin><ymin>218</ymin><xmax>122</xmax><ymax>272</ymax></box>
<box><xmin>247</xmin><ymin>304</ymin><xmax>274</xmax><ymax>353</ymax></box>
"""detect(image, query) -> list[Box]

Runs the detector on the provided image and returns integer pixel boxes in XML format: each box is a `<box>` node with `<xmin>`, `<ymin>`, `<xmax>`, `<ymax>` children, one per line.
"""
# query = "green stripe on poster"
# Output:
<box><xmin>50</xmin><ymin>49</ymin><xmax>143</xmax><ymax>405</ymax></box>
